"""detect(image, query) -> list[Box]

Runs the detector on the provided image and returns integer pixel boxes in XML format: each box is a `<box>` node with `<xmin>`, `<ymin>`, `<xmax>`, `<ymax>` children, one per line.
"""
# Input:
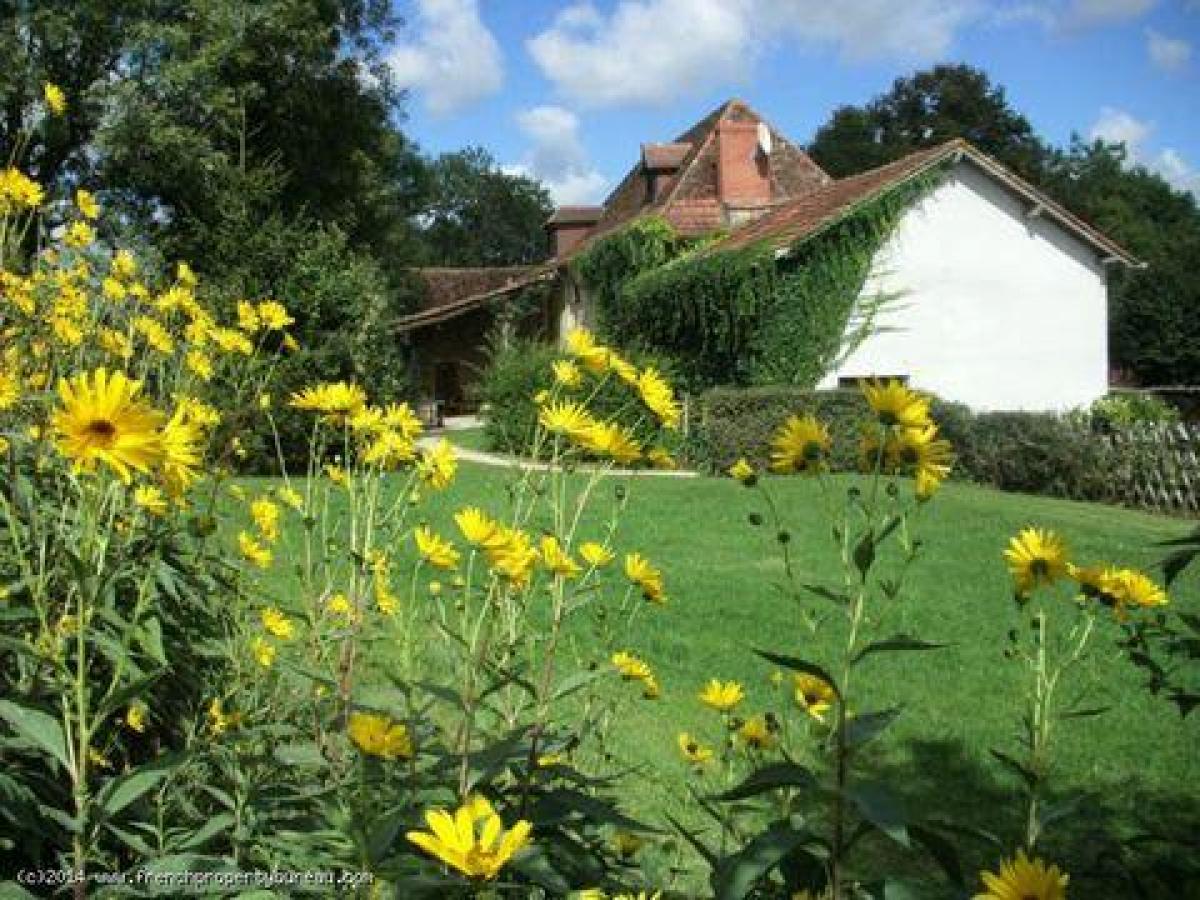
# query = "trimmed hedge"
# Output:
<box><xmin>690</xmin><ymin>386</ymin><xmax>1125</xmax><ymax>505</ymax></box>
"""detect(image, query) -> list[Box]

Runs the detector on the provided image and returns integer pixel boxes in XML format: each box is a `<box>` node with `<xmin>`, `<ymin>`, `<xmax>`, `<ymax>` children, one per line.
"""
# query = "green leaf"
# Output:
<box><xmin>846</xmin><ymin>782</ymin><xmax>909</xmax><ymax>847</ymax></box>
<box><xmin>844</xmin><ymin>707</ymin><xmax>902</xmax><ymax>748</ymax></box>
<box><xmin>852</xmin><ymin>635</ymin><xmax>946</xmax><ymax>665</ymax></box>
<box><xmin>507</xmin><ymin>845</ymin><xmax>571</xmax><ymax>895</ymax></box>
<box><xmin>910</xmin><ymin>824</ymin><xmax>964</xmax><ymax>886</ymax></box>
<box><xmin>714</xmin><ymin>762</ymin><xmax>817</xmax><ymax>802</ymax></box>
<box><xmin>1058</xmin><ymin>705</ymin><xmax>1111</xmax><ymax>720</ymax></box>
<box><xmin>667</xmin><ymin>813</ymin><xmax>719</xmax><ymax>869</ymax></box>
<box><xmin>853</xmin><ymin>528</ymin><xmax>876</xmax><ymax>578</ymax></box>
<box><xmin>0</xmin><ymin>700</ymin><xmax>70</xmax><ymax>773</ymax></box>
<box><xmin>714</xmin><ymin>821</ymin><xmax>819</xmax><ymax>900</ymax></box>
<box><xmin>752</xmin><ymin>649</ymin><xmax>841</xmax><ymax>700</ymax></box>
<box><xmin>990</xmin><ymin>748</ymin><xmax>1038</xmax><ymax>790</ymax></box>
<box><xmin>273</xmin><ymin>743</ymin><xmax>326</xmax><ymax>767</ymax></box>
<box><xmin>802</xmin><ymin>583</ymin><xmax>848</xmax><ymax>604</ymax></box>
<box><xmin>177</xmin><ymin>813</ymin><xmax>235</xmax><ymax>851</ymax></box>
<box><xmin>529</xmin><ymin>788</ymin><xmax>655</xmax><ymax>833</ymax></box>
<box><xmin>95</xmin><ymin>754</ymin><xmax>179</xmax><ymax>818</ymax></box>
<box><xmin>550</xmin><ymin>668</ymin><xmax>606</xmax><ymax>702</ymax></box>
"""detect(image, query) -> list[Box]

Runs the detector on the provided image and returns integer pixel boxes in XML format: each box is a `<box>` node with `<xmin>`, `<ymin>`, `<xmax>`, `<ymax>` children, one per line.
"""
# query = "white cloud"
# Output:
<box><xmin>1146</xmin><ymin>27</ymin><xmax>1192</xmax><ymax>72</ymax></box>
<box><xmin>507</xmin><ymin>106</ymin><xmax>608</xmax><ymax>204</ymax></box>
<box><xmin>527</xmin><ymin>0</ymin><xmax>982</xmax><ymax>108</ymax></box>
<box><xmin>1088</xmin><ymin>107</ymin><xmax>1198</xmax><ymax>196</ymax></box>
<box><xmin>1089</xmin><ymin>106</ymin><xmax>1152</xmax><ymax>150</ymax></box>
<box><xmin>388</xmin><ymin>0</ymin><xmax>503</xmax><ymax>115</ymax></box>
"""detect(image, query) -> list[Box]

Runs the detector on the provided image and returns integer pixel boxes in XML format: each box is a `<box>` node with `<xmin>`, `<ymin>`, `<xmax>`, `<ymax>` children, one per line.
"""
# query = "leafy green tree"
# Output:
<box><xmin>809</xmin><ymin>63</ymin><xmax>1048</xmax><ymax>182</ymax></box>
<box><xmin>1041</xmin><ymin>139</ymin><xmax>1200</xmax><ymax>385</ymax></box>
<box><xmin>418</xmin><ymin>147</ymin><xmax>554</xmax><ymax>266</ymax></box>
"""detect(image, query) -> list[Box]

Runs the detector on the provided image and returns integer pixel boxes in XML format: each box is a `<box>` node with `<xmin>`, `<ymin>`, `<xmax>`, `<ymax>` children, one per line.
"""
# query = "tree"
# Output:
<box><xmin>1041</xmin><ymin>139</ymin><xmax>1200</xmax><ymax>385</ymax></box>
<box><xmin>809</xmin><ymin>64</ymin><xmax>1048</xmax><ymax>182</ymax></box>
<box><xmin>418</xmin><ymin>147</ymin><xmax>554</xmax><ymax>266</ymax></box>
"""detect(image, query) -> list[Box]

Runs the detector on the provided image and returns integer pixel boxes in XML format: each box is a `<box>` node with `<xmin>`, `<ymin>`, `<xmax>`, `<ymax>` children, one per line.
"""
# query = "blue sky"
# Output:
<box><xmin>388</xmin><ymin>1</ymin><xmax>1199</xmax><ymax>203</ymax></box>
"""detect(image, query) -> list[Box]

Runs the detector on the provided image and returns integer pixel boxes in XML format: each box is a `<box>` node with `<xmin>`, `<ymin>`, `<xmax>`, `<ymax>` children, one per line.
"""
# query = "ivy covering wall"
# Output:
<box><xmin>572</xmin><ymin>167</ymin><xmax>948</xmax><ymax>391</ymax></box>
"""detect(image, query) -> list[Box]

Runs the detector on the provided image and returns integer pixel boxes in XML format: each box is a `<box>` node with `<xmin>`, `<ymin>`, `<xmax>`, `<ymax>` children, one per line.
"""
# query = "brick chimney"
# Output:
<box><xmin>716</xmin><ymin>119</ymin><xmax>770</xmax><ymax>206</ymax></box>
<box><xmin>546</xmin><ymin>206</ymin><xmax>603</xmax><ymax>257</ymax></box>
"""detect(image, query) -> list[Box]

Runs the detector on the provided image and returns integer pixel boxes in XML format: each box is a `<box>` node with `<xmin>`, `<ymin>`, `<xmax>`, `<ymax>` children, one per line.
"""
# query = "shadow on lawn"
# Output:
<box><xmin>869</xmin><ymin>738</ymin><xmax>1200</xmax><ymax>898</ymax></box>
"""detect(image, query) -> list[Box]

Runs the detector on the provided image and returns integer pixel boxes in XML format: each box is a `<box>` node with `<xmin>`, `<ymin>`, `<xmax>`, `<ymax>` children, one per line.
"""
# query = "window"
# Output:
<box><xmin>838</xmin><ymin>375</ymin><xmax>908</xmax><ymax>389</ymax></box>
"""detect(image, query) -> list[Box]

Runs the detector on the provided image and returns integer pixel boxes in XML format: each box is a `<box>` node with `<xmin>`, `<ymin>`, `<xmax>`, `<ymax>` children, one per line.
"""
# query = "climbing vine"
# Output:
<box><xmin>573</xmin><ymin>165</ymin><xmax>950</xmax><ymax>391</ymax></box>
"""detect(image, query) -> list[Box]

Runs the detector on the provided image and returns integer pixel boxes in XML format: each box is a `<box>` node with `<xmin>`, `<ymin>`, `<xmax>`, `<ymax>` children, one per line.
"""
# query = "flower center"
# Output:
<box><xmin>84</xmin><ymin>418</ymin><xmax>117</xmax><ymax>444</ymax></box>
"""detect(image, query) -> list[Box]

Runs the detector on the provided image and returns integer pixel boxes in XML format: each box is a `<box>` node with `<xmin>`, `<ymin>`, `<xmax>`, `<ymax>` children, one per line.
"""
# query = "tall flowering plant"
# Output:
<box><xmin>0</xmin><ymin>86</ymin><xmax>294</xmax><ymax>884</ymax></box>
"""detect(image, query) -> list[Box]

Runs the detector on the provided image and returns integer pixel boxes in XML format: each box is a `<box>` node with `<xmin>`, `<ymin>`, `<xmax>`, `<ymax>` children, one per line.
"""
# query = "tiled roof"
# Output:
<box><xmin>642</xmin><ymin>142</ymin><xmax>691</xmax><ymax>170</ymax></box>
<box><xmin>546</xmin><ymin>206</ymin><xmax>604</xmax><ymax>226</ymax></box>
<box><xmin>414</xmin><ymin>267</ymin><xmax>543</xmax><ymax>311</ymax></box>
<box><xmin>712</xmin><ymin>138</ymin><xmax>1140</xmax><ymax>266</ymax></box>
<box><xmin>399</xmin><ymin>266</ymin><xmax>555</xmax><ymax>332</ymax></box>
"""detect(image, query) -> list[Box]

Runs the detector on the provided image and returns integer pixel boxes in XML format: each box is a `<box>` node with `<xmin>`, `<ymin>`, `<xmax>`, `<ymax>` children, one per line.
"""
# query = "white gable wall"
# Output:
<box><xmin>818</xmin><ymin>160</ymin><xmax>1109</xmax><ymax>412</ymax></box>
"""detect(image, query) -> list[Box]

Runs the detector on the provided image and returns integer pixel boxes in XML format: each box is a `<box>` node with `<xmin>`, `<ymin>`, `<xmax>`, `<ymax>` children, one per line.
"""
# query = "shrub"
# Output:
<box><xmin>692</xmin><ymin>386</ymin><xmax>1123</xmax><ymax>504</ymax></box>
<box><xmin>1088</xmin><ymin>391</ymin><xmax>1181</xmax><ymax>431</ymax></box>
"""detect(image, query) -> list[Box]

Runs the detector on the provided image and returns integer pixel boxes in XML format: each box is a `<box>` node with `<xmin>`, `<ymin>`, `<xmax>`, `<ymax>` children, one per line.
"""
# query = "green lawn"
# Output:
<box><xmin>245</xmin><ymin>459</ymin><xmax>1200</xmax><ymax>895</ymax></box>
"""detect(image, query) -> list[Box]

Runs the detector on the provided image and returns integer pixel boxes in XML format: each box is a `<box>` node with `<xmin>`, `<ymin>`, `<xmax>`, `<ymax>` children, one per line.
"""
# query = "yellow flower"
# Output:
<box><xmin>624</xmin><ymin>553</ymin><xmax>665</xmax><ymax>604</ymax></box>
<box><xmin>974</xmin><ymin>849</ymin><xmax>1068</xmax><ymax>900</ymax></box>
<box><xmin>0</xmin><ymin>167</ymin><xmax>44</xmax><ymax>212</ymax></box>
<box><xmin>415</xmin><ymin>526</ymin><xmax>460</xmax><ymax>570</ymax></box>
<box><xmin>890</xmin><ymin>425</ymin><xmax>953</xmax><ymax>499</ymax></box>
<box><xmin>0</xmin><ymin>365</ymin><xmax>21</xmax><ymax>410</ymax></box>
<box><xmin>541</xmin><ymin>535</ymin><xmax>582</xmax><ymax>579</ymax></box>
<box><xmin>677</xmin><ymin>732</ymin><xmax>713</xmax><ymax>766</ymax></box>
<box><xmin>455</xmin><ymin>507</ymin><xmax>497</xmax><ymax>545</ymax></box>
<box><xmin>1109</xmin><ymin>567</ymin><xmax>1168</xmax><ymax>611</ymax></box>
<box><xmin>207</xmin><ymin>698</ymin><xmax>241</xmax><ymax>737</ymax></box>
<box><xmin>610</xmin><ymin>354</ymin><xmax>639</xmax><ymax>385</ymax></box>
<box><xmin>794</xmin><ymin>673</ymin><xmax>836</xmax><ymax>722</ymax></box>
<box><xmin>565</xmin><ymin>327</ymin><xmax>612</xmax><ymax>374</ymax></box>
<box><xmin>637</xmin><ymin>368</ymin><xmax>681</xmax><ymax>429</ymax></box>
<box><xmin>374</xmin><ymin>577</ymin><xmax>400</xmax><ymax>616</ymax></box>
<box><xmin>75</xmin><ymin>189</ymin><xmax>99</xmax><ymax>220</ymax></box>
<box><xmin>580</xmin><ymin>541</ymin><xmax>614</xmax><ymax>567</ymax></box>
<box><xmin>101</xmin><ymin>277</ymin><xmax>127</xmax><ymax>303</ymax></box>
<box><xmin>738</xmin><ymin>714</ymin><xmax>776</xmax><ymax>750</ymax></box>
<box><xmin>257</xmin><ymin>300</ymin><xmax>294</xmax><ymax>330</ymax></box>
<box><xmin>382</xmin><ymin>402</ymin><xmax>423</xmax><ymax>439</ymax></box>
<box><xmin>289</xmin><ymin>381</ymin><xmax>367</xmax><ymax>421</ymax></box>
<box><xmin>417</xmin><ymin>439</ymin><xmax>456</xmax><ymax>490</ymax></box>
<box><xmin>133</xmin><ymin>485</ymin><xmax>168</xmax><ymax>517</ymax></box>
<box><xmin>406</xmin><ymin>795</ymin><xmax>532</xmax><ymax>881</ymax></box>
<box><xmin>612</xmin><ymin>650</ymin><xmax>655</xmax><ymax>685</ymax></box>
<box><xmin>769</xmin><ymin>415</ymin><xmax>831</xmax><ymax>474</ymax></box>
<box><xmin>173</xmin><ymin>395</ymin><xmax>221</xmax><ymax>430</ymax></box>
<box><xmin>1068</xmin><ymin>562</ymin><xmax>1122</xmax><ymax>607</ymax></box>
<box><xmin>111</xmin><ymin>249</ymin><xmax>137</xmax><ymax>281</ymax></box>
<box><xmin>176</xmin><ymin>261</ymin><xmax>198</xmax><ymax>288</ymax></box>
<box><xmin>210</xmin><ymin>326</ymin><xmax>253</xmax><ymax>355</ymax></box>
<box><xmin>348</xmin><ymin>711</ymin><xmax>413</xmax><ymax>759</ymax></box>
<box><xmin>539</xmin><ymin>400</ymin><xmax>596</xmax><ymax>441</ymax></box>
<box><xmin>552</xmin><ymin>359</ymin><xmax>582</xmax><ymax>387</ymax></box>
<box><xmin>44</xmin><ymin>82</ymin><xmax>67</xmax><ymax>115</ymax></box>
<box><xmin>485</xmin><ymin>527</ymin><xmax>539</xmax><ymax>588</ymax></box>
<box><xmin>362</xmin><ymin>430</ymin><xmax>416</xmax><ymax>469</ymax></box>
<box><xmin>698</xmin><ymin>678</ymin><xmax>744</xmax><ymax>712</ymax></box>
<box><xmin>325</xmin><ymin>463</ymin><xmax>347</xmax><ymax>485</ymax></box>
<box><xmin>250</xmin><ymin>635</ymin><xmax>275</xmax><ymax>668</ymax></box>
<box><xmin>728</xmin><ymin>457</ymin><xmax>756</xmax><ymax>484</ymax></box>
<box><xmin>1003</xmin><ymin>528</ymin><xmax>1068</xmax><ymax>596</ymax></box>
<box><xmin>52</xmin><ymin>368</ymin><xmax>164</xmax><ymax>482</ymax></box>
<box><xmin>260</xmin><ymin>606</ymin><xmax>293</xmax><ymax>639</ymax></box>
<box><xmin>251</xmin><ymin>497</ymin><xmax>280</xmax><ymax>542</ymax></box>
<box><xmin>64</xmin><ymin>221</ymin><xmax>95</xmax><ymax>249</ymax></box>
<box><xmin>125</xmin><ymin>703</ymin><xmax>148</xmax><ymax>733</ymax></box>
<box><xmin>239</xmin><ymin>531</ymin><xmax>272</xmax><ymax>569</ymax></box>
<box><xmin>185</xmin><ymin>350</ymin><xmax>214</xmax><ymax>381</ymax></box>
<box><xmin>326</xmin><ymin>592</ymin><xmax>354</xmax><ymax>617</ymax></box>
<box><xmin>133</xmin><ymin>315</ymin><xmax>175</xmax><ymax>354</ymax></box>
<box><xmin>236</xmin><ymin>300</ymin><xmax>261</xmax><ymax>333</ymax></box>
<box><xmin>862</xmin><ymin>378</ymin><xmax>930</xmax><ymax>430</ymax></box>
<box><xmin>160</xmin><ymin>407</ymin><xmax>202</xmax><ymax>497</ymax></box>
<box><xmin>580</xmin><ymin>421</ymin><xmax>643</xmax><ymax>465</ymax></box>
<box><xmin>277</xmin><ymin>485</ymin><xmax>304</xmax><ymax>511</ymax></box>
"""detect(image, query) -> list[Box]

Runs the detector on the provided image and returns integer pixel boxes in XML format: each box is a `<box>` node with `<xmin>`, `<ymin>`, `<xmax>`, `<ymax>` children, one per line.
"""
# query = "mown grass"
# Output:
<box><xmin>241</xmin><ymin>459</ymin><xmax>1200</xmax><ymax>895</ymax></box>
